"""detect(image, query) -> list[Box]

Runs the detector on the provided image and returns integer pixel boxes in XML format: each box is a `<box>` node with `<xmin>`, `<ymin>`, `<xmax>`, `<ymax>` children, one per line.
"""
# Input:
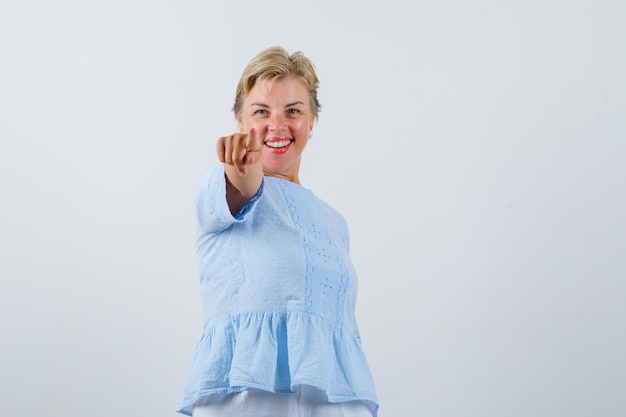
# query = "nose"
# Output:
<box><xmin>268</xmin><ymin>112</ymin><xmax>287</xmax><ymax>132</ymax></box>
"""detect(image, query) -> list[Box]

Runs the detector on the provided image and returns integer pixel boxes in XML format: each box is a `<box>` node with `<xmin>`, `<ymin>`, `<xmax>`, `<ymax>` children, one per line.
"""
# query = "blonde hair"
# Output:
<box><xmin>232</xmin><ymin>46</ymin><xmax>321</xmax><ymax>119</ymax></box>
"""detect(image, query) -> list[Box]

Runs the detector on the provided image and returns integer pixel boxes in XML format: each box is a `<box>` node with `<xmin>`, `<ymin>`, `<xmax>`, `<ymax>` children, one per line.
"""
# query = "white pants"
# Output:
<box><xmin>192</xmin><ymin>385</ymin><xmax>373</xmax><ymax>417</ymax></box>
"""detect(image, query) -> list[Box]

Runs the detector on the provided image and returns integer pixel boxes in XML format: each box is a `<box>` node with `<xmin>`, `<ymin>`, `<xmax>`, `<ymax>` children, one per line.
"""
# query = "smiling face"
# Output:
<box><xmin>237</xmin><ymin>75</ymin><xmax>315</xmax><ymax>183</ymax></box>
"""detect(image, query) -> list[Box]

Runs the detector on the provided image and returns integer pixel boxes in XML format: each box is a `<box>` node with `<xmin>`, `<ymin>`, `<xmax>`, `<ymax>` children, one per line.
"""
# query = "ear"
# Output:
<box><xmin>308</xmin><ymin>117</ymin><xmax>315</xmax><ymax>133</ymax></box>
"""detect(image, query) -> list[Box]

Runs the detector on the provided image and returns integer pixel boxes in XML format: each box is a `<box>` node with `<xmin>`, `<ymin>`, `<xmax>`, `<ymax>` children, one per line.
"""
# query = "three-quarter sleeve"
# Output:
<box><xmin>195</xmin><ymin>165</ymin><xmax>264</xmax><ymax>236</ymax></box>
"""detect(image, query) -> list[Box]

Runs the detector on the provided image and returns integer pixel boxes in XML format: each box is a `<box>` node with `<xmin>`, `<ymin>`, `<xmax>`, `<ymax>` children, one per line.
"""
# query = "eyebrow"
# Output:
<box><xmin>250</xmin><ymin>101</ymin><xmax>305</xmax><ymax>108</ymax></box>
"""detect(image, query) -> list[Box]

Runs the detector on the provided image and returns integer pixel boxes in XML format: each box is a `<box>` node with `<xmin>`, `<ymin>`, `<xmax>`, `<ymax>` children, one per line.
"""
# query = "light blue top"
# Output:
<box><xmin>176</xmin><ymin>165</ymin><xmax>378</xmax><ymax>416</ymax></box>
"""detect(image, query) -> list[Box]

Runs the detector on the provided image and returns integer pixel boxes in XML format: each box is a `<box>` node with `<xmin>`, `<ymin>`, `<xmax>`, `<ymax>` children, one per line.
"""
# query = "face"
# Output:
<box><xmin>237</xmin><ymin>75</ymin><xmax>315</xmax><ymax>183</ymax></box>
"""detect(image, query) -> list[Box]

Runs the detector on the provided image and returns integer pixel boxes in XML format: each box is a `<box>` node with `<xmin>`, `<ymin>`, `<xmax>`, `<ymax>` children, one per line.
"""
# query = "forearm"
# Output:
<box><xmin>224</xmin><ymin>163</ymin><xmax>263</xmax><ymax>216</ymax></box>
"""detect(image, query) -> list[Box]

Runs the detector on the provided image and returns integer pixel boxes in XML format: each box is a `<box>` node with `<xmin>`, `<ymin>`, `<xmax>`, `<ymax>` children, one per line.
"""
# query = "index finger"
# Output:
<box><xmin>247</xmin><ymin>126</ymin><xmax>267</xmax><ymax>152</ymax></box>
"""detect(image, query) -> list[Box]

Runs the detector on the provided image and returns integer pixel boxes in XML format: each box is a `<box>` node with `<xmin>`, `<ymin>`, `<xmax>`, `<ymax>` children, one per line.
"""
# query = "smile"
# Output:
<box><xmin>265</xmin><ymin>139</ymin><xmax>293</xmax><ymax>148</ymax></box>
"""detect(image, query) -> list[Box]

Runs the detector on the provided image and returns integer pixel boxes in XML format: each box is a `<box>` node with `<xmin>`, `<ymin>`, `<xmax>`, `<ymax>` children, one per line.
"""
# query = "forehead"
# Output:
<box><xmin>247</xmin><ymin>76</ymin><xmax>309</xmax><ymax>102</ymax></box>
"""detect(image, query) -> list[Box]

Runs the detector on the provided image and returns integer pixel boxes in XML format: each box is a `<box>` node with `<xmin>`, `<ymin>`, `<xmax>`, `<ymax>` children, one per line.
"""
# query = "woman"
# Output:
<box><xmin>176</xmin><ymin>46</ymin><xmax>379</xmax><ymax>417</ymax></box>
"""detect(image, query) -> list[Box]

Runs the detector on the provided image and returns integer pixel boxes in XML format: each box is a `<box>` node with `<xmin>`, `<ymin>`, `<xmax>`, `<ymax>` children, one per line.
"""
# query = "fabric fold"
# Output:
<box><xmin>176</xmin><ymin>310</ymin><xmax>378</xmax><ymax>416</ymax></box>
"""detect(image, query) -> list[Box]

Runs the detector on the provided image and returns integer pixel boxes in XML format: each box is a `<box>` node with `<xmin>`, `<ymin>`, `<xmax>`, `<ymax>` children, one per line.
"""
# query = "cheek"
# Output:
<box><xmin>239</xmin><ymin>117</ymin><xmax>261</xmax><ymax>132</ymax></box>
<box><xmin>292</xmin><ymin>119</ymin><xmax>310</xmax><ymax>133</ymax></box>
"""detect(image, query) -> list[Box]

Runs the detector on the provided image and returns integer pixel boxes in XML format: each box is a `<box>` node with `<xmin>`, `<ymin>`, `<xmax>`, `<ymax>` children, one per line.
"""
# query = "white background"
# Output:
<box><xmin>1</xmin><ymin>1</ymin><xmax>625</xmax><ymax>416</ymax></box>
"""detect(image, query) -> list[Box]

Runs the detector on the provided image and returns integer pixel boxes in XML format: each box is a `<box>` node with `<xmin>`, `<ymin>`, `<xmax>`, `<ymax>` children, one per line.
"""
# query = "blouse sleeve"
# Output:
<box><xmin>195</xmin><ymin>164</ymin><xmax>264</xmax><ymax>235</ymax></box>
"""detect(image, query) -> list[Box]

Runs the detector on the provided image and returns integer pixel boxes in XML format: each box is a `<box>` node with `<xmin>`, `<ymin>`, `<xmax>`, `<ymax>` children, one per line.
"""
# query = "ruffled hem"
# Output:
<box><xmin>176</xmin><ymin>310</ymin><xmax>378</xmax><ymax>416</ymax></box>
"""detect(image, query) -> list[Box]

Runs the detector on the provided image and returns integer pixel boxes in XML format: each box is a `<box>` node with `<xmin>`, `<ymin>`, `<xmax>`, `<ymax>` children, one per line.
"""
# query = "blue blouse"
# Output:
<box><xmin>176</xmin><ymin>165</ymin><xmax>378</xmax><ymax>416</ymax></box>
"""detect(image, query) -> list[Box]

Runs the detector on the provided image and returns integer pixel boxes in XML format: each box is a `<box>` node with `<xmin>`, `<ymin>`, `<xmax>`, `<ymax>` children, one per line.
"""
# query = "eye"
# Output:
<box><xmin>254</xmin><ymin>109</ymin><xmax>268</xmax><ymax>116</ymax></box>
<box><xmin>287</xmin><ymin>108</ymin><xmax>300</xmax><ymax>115</ymax></box>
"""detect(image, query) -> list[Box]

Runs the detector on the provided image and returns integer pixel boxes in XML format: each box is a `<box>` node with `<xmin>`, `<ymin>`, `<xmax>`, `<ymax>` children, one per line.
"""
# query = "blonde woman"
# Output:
<box><xmin>176</xmin><ymin>46</ymin><xmax>378</xmax><ymax>417</ymax></box>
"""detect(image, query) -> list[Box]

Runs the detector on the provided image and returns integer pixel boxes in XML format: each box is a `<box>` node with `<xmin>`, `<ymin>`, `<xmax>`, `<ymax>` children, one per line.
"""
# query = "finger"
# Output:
<box><xmin>224</xmin><ymin>135</ymin><xmax>236</xmax><ymax>165</ymax></box>
<box><xmin>244</xmin><ymin>153</ymin><xmax>255</xmax><ymax>166</ymax></box>
<box><xmin>216</xmin><ymin>136</ymin><xmax>227</xmax><ymax>163</ymax></box>
<box><xmin>232</xmin><ymin>137</ymin><xmax>250</xmax><ymax>175</ymax></box>
<box><xmin>247</xmin><ymin>126</ymin><xmax>267</xmax><ymax>153</ymax></box>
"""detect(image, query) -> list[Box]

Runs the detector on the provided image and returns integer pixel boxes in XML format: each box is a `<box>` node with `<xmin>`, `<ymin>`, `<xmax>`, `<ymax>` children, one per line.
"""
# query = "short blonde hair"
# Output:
<box><xmin>232</xmin><ymin>46</ymin><xmax>321</xmax><ymax>119</ymax></box>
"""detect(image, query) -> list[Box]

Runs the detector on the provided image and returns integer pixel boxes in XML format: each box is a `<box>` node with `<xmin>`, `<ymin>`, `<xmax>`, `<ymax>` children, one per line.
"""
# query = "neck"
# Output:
<box><xmin>263</xmin><ymin>169</ymin><xmax>300</xmax><ymax>184</ymax></box>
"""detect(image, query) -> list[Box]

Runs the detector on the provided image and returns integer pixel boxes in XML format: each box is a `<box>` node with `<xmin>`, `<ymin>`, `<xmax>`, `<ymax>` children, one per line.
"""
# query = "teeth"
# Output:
<box><xmin>266</xmin><ymin>140</ymin><xmax>291</xmax><ymax>148</ymax></box>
